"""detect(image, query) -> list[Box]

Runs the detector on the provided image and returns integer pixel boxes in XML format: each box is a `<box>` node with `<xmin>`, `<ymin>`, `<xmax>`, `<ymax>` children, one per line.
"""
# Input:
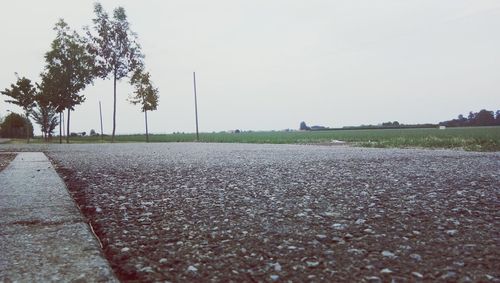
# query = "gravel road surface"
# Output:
<box><xmin>2</xmin><ymin>143</ymin><xmax>499</xmax><ymax>282</ymax></box>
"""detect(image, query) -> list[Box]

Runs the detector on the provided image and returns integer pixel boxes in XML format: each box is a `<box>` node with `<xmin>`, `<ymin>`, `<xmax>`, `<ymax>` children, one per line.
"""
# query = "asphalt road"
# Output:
<box><xmin>2</xmin><ymin>143</ymin><xmax>499</xmax><ymax>282</ymax></box>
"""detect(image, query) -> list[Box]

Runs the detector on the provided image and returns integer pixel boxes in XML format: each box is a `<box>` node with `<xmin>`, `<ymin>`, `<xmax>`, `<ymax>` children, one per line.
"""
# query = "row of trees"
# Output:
<box><xmin>440</xmin><ymin>109</ymin><xmax>500</xmax><ymax>127</ymax></box>
<box><xmin>1</xmin><ymin>3</ymin><xmax>158</xmax><ymax>143</ymax></box>
<box><xmin>300</xmin><ymin>109</ymin><xmax>499</xmax><ymax>131</ymax></box>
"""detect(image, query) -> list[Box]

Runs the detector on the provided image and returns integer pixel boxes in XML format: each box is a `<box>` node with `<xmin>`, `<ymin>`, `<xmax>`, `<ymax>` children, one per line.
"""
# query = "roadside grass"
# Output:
<box><xmin>9</xmin><ymin>126</ymin><xmax>500</xmax><ymax>151</ymax></box>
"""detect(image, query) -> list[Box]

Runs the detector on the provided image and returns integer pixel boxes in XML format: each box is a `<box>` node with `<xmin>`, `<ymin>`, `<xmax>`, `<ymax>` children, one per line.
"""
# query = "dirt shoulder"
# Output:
<box><xmin>0</xmin><ymin>153</ymin><xmax>16</xmax><ymax>172</ymax></box>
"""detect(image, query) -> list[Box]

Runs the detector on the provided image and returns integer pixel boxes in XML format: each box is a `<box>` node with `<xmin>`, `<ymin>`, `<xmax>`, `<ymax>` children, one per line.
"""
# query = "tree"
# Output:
<box><xmin>300</xmin><ymin>121</ymin><xmax>310</xmax><ymax>131</ymax></box>
<box><xmin>39</xmin><ymin>68</ymin><xmax>65</xmax><ymax>143</ymax></box>
<box><xmin>128</xmin><ymin>68</ymin><xmax>159</xmax><ymax>142</ymax></box>
<box><xmin>32</xmin><ymin>95</ymin><xmax>59</xmax><ymax>141</ymax></box>
<box><xmin>43</xmin><ymin>19</ymin><xmax>95</xmax><ymax>143</ymax></box>
<box><xmin>1</xmin><ymin>75</ymin><xmax>37</xmax><ymax>143</ymax></box>
<box><xmin>0</xmin><ymin>112</ymin><xmax>33</xmax><ymax>139</ymax></box>
<box><xmin>440</xmin><ymin>109</ymin><xmax>500</xmax><ymax>127</ymax></box>
<box><xmin>457</xmin><ymin>114</ymin><xmax>467</xmax><ymax>125</ymax></box>
<box><xmin>467</xmin><ymin>111</ymin><xmax>477</xmax><ymax>125</ymax></box>
<box><xmin>475</xmin><ymin>109</ymin><xmax>495</xmax><ymax>126</ymax></box>
<box><xmin>88</xmin><ymin>3</ymin><xmax>144</xmax><ymax>142</ymax></box>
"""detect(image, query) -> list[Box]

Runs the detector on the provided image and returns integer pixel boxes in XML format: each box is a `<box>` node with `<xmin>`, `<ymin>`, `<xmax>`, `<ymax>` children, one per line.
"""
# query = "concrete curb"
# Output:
<box><xmin>0</xmin><ymin>152</ymin><xmax>118</xmax><ymax>282</ymax></box>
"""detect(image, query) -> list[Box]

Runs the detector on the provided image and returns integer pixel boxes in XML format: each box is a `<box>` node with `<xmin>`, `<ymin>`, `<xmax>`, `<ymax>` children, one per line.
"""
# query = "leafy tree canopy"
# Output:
<box><xmin>0</xmin><ymin>112</ymin><xmax>34</xmax><ymax>138</ymax></box>
<box><xmin>300</xmin><ymin>121</ymin><xmax>310</xmax><ymax>131</ymax></box>
<box><xmin>1</xmin><ymin>75</ymin><xmax>37</xmax><ymax>116</ymax></box>
<box><xmin>440</xmin><ymin>109</ymin><xmax>499</xmax><ymax>127</ymax></box>
<box><xmin>43</xmin><ymin>19</ymin><xmax>95</xmax><ymax>112</ymax></box>
<box><xmin>88</xmin><ymin>3</ymin><xmax>143</xmax><ymax>80</ymax></box>
<box><xmin>32</xmin><ymin>101</ymin><xmax>58</xmax><ymax>139</ymax></box>
<box><xmin>129</xmin><ymin>68</ymin><xmax>159</xmax><ymax>112</ymax></box>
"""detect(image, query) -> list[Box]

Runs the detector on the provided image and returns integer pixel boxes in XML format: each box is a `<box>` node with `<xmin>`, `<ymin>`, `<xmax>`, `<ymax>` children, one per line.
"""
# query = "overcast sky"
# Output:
<box><xmin>1</xmin><ymin>1</ymin><xmax>499</xmax><ymax>134</ymax></box>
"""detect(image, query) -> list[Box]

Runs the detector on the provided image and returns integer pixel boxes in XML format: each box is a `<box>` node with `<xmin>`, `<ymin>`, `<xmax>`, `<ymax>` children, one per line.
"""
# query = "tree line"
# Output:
<box><xmin>299</xmin><ymin>109</ymin><xmax>500</xmax><ymax>131</ymax></box>
<box><xmin>0</xmin><ymin>3</ymin><xmax>158</xmax><ymax>143</ymax></box>
<box><xmin>439</xmin><ymin>109</ymin><xmax>500</xmax><ymax>127</ymax></box>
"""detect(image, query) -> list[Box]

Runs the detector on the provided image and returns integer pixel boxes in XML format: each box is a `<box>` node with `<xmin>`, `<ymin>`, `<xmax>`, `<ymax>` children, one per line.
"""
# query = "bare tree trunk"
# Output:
<box><xmin>99</xmin><ymin>101</ymin><xmax>104</xmax><ymax>141</ymax></box>
<box><xmin>59</xmin><ymin>112</ymin><xmax>62</xmax><ymax>144</ymax></box>
<box><xmin>44</xmin><ymin>115</ymin><xmax>48</xmax><ymax>142</ymax></box>
<box><xmin>145</xmin><ymin>110</ymin><xmax>149</xmax><ymax>143</ymax></box>
<box><xmin>66</xmin><ymin>109</ymin><xmax>70</xmax><ymax>144</ymax></box>
<box><xmin>25</xmin><ymin>112</ymin><xmax>30</xmax><ymax>144</ymax></box>
<box><xmin>112</xmin><ymin>67</ymin><xmax>117</xmax><ymax>143</ymax></box>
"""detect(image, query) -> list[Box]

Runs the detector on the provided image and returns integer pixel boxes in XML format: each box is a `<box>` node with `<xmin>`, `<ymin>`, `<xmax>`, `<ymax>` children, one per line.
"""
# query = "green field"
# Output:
<box><xmin>11</xmin><ymin>126</ymin><xmax>500</xmax><ymax>152</ymax></box>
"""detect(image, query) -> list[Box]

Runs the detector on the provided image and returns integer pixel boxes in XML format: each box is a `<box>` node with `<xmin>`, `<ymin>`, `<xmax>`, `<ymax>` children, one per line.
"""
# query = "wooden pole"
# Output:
<box><xmin>112</xmin><ymin>68</ymin><xmax>117</xmax><ymax>143</ymax></box>
<box><xmin>25</xmin><ymin>112</ymin><xmax>30</xmax><ymax>144</ymax></box>
<box><xmin>193</xmin><ymin>72</ymin><xmax>199</xmax><ymax>141</ymax></box>
<box><xmin>66</xmin><ymin>109</ymin><xmax>70</xmax><ymax>144</ymax></box>
<box><xmin>145</xmin><ymin>110</ymin><xmax>149</xmax><ymax>143</ymax></box>
<box><xmin>99</xmin><ymin>101</ymin><xmax>104</xmax><ymax>141</ymax></box>
<box><xmin>61</xmin><ymin>111</ymin><xmax>65</xmax><ymax>140</ymax></box>
<box><xmin>59</xmin><ymin>112</ymin><xmax>62</xmax><ymax>144</ymax></box>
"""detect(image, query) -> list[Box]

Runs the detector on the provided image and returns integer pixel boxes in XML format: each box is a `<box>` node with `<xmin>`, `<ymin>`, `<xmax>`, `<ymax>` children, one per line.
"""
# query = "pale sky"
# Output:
<box><xmin>1</xmin><ymin>1</ymin><xmax>499</xmax><ymax>134</ymax></box>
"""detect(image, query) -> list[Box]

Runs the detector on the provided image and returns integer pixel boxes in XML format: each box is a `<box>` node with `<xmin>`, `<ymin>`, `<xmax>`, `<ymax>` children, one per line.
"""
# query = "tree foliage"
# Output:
<box><xmin>1</xmin><ymin>76</ymin><xmax>37</xmax><ymax>115</ymax></box>
<box><xmin>440</xmin><ymin>109</ymin><xmax>500</xmax><ymax>127</ymax></box>
<box><xmin>300</xmin><ymin>121</ymin><xmax>311</xmax><ymax>131</ymax></box>
<box><xmin>88</xmin><ymin>3</ymin><xmax>144</xmax><ymax>142</ymax></box>
<box><xmin>43</xmin><ymin>19</ymin><xmax>95</xmax><ymax>143</ymax></box>
<box><xmin>129</xmin><ymin>68</ymin><xmax>159</xmax><ymax>142</ymax></box>
<box><xmin>32</xmin><ymin>100</ymin><xmax>59</xmax><ymax>140</ymax></box>
<box><xmin>44</xmin><ymin>19</ymin><xmax>94</xmax><ymax>111</ymax></box>
<box><xmin>382</xmin><ymin>121</ymin><xmax>400</xmax><ymax>127</ymax></box>
<box><xmin>129</xmin><ymin>68</ymin><xmax>159</xmax><ymax>112</ymax></box>
<box><xmin>1</xmin><ymin>75</ymin><xmax>37</xmax><ymax>142</ymax></box>
<box><xmin>0</xmin><ymin>112</ymin><xmax>33</xmax><ymax>139</ymax></box>
<box><xmin>88</xmin><ymin>3</ymin><xmax>143</xmax><ymax>80</ymax></box>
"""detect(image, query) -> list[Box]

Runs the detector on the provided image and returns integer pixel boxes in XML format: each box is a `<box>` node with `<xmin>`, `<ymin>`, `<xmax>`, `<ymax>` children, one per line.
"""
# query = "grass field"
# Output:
<box><xmin>11</xmin><ymin>126</ymin><xmax>500</xmax><ymax>151</ymax></box>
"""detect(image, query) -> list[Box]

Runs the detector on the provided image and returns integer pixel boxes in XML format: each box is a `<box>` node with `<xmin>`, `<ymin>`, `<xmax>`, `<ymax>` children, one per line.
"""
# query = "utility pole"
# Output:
<box><xmin>144</xmin><ymin>110</ymin><xmax>149</xmax><ymax>143</ymax></box>
<box><xmin>99</xmin><ymin>101</ymin><xmax>104</xmax><ymax>141</ymax></box>
<box><xmin>61</xmin><ymin>112</ymin><xmax>65</xmax><ymax>139</ymax></box>
<box><xmin>59</xmin><ymin>112</ymin><xmax>62</xmax><ymax>144</ymax></box>
<box><xmin>193</xmin><ymin>72</ymin><xmax>199</xmax><ymax>141</ymax></box>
